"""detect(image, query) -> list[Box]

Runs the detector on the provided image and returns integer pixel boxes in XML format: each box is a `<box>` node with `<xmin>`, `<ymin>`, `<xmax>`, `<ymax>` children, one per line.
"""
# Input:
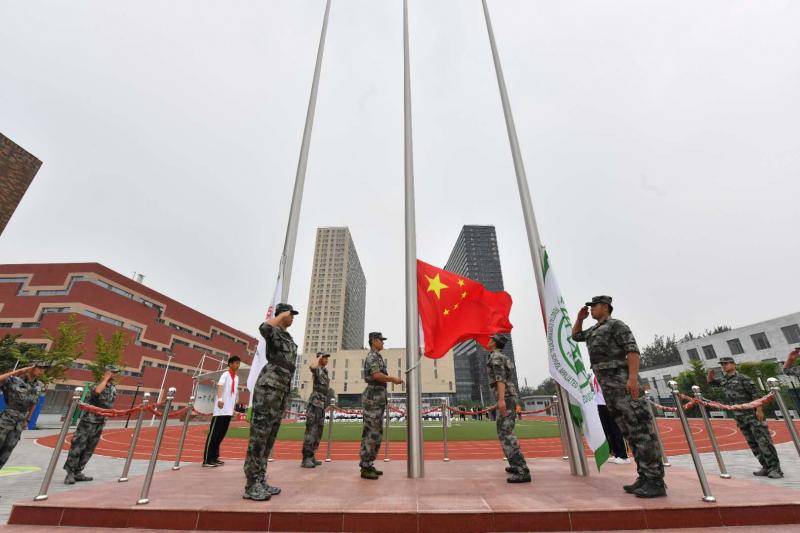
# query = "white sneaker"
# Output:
<box><xmin>610</xmin><ymin>457</ymin><xmax>631</xmax><ymax>465</ymax></box>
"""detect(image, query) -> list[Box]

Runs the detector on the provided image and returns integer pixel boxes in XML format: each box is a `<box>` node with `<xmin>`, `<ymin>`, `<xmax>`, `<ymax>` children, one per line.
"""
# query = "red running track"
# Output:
<box><xmin>37</xmin><ymin>417</ymin><xmax>800</xmax><ymax>462</ymax></box>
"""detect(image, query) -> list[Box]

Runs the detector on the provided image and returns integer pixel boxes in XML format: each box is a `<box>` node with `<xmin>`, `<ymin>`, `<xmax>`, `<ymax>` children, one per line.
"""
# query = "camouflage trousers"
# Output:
<box><xmin>243</xmin><ymin>385</ymin><xmax>289</xmax><ymax>484</ymax></box>
<box><xmin>64</xmin><ymin>419</ymin><xmax>105</xmax><ymax>474</ymax></box>
<box><xmin>358</xmin><ymin>400</ymin><xmax>386</xmax><ymax>468</ymax></box>
<box><xmin>0</xmin><ymin>417</ymin><xmax>25</xmax><ymax>470</ymax></box>
<box><xmin>734</xmin><ymin>412</ymin><xmax>781</xmax><ymax>471</ymax></box>
<box><xmin>597</xmin><ymin>367</ymin><xmax>664</xmax><ymax>481</ymax></box>
<box><xmin>302</xmin><ymin>404</ymin><xmax>326</xmax><ymax>459</ymax></box>
<box><xmin>496</xmin><ymin>398</ymin><xmax>529</xmax><ymax>474</ymax></box>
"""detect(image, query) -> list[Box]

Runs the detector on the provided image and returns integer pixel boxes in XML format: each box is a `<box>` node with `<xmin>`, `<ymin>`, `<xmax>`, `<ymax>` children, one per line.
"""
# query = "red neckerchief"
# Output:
<box><xmin>229</xmin><ymin>369</ymin><xmax>236</xmax><ymax>394</ymax></box>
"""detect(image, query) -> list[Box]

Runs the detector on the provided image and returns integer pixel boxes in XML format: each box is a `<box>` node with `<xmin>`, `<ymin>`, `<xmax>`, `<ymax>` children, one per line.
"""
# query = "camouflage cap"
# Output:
<box><xmin>718</xmin><ymin>356</ymin><xmax>735</xmax><ymax>364</ymax></box>
<box><xmin>317</xmin><ymin>351</ymin><xmax>331</xmax><ymax>358</ymax></box>
<box><xmin>275</xmin><ymin>303</ymin><xmax>299</xmax><ymax>316</ymax></box>
<box><xmin>585</xmin><ymin>295</ymin><xmax>613</xmax><ymax>307</ymax></box>
<box><xmin>105</xmin><ymin>364</ymin><xmax>122</xmax><ymax>373</ymax></box>
<box><xmin>369</xmin><ymin>332</ymin><xmax>387</xmax><ymax>342</ymax></box>
<box><xmin>31</xmin><ymin>360</ymin><xmax>53</xmax><ymax>369</ymax></box>
<box><xmin>490</xmin><ymin>334</ymin><xmax>507</xmax><ymax>349</ymax></box>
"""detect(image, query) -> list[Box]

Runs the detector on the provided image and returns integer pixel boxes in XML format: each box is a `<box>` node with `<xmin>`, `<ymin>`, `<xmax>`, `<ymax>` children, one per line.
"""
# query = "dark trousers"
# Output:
<box><xmin>598</xmin><ymin>404</ymin><xmax>628</xmax><ymax>459</ymax></box>
<box><xmin>204</xmin><ymin>415</ymin><xmax>232</xmax><ymax>463</ymax></box>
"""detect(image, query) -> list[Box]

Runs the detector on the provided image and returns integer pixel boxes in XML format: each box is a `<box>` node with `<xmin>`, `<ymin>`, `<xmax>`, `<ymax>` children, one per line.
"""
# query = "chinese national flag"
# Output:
<box><xmin>417</xmin><ymin>259</ymin><xmax>513</xmax><ymax>359</ymax></box>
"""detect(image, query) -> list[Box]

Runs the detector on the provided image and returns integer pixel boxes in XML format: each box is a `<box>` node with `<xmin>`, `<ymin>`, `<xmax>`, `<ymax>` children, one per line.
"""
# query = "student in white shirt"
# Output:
<box><xmin>203</xmin><ymin>356</ymin><xmax>240</xmax><ymax>467</ymax></box>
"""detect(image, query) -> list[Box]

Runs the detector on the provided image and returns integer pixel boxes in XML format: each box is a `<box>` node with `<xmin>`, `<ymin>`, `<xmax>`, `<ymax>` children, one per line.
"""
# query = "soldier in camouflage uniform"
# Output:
<box><xmin>359</xmin><ymin>332</ymin><xmax>403</xmax><ymax>480</ymax></box>
<box><xmin>707</xmin><ymin>356</ymin><xmax>783</xmax><ymax>478</ymax></box>
<box><xmin>301</xmin><ymin>351</ymin><xmax>333</xmax><ymax>468</ymax></box>
<box><xmin>784</xmin><ymin>347</ymin><xmax>800</xmax><ymax>378</ymax></box>
<box><xmin>0</xmin><ymin>362</ymin><xmax>48</xmax><ymax>471</ymax></box>
<box><xmin>486</xmin><ymin>334</ymin><xmax>531</xmax><ymax>483</ymax></box>
<box><xmin>573</xmin><ymin>295</ymin><xmax>666</xmax><ymax>498</ymax></box>
<box><xmin>63</xmin><ymin>365</ymin><xmax>120</xmax><ymax>484</ymax></box>
<box><xmin>242</xmin><ymin>303</ymin><xmax>299</xmax><ymax>501</ymax></box>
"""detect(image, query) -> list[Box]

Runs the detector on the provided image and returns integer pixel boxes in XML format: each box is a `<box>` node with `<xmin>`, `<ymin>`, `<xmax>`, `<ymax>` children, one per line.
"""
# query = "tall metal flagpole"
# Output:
<box><xmin>403</xmin><ymin>0</ymin><xmax>425</xmax><ymax>479</ymax></box>
<box><xmin>481</xmin><ymin>0</ymin><xmax>587</xmax><ymax>476</ymax></box>
<box><xmin>280</xmin><ymin>0</ymin><xmax>332</xmax><ymax>302</ymax></box>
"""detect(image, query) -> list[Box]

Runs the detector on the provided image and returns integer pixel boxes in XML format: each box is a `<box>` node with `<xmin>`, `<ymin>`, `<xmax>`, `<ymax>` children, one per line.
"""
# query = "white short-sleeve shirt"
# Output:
<box><xmin>213</xmin><ymin>371</ymin><xmax>239</xmax><ymax>417</ymax></box>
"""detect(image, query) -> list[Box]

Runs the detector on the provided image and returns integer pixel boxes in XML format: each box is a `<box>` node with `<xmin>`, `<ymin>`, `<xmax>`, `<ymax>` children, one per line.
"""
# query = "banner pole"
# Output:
<box><xmin>480</xmin><ymin>0</ymin><xmax>585</xmax><ymax>476</ymax></box>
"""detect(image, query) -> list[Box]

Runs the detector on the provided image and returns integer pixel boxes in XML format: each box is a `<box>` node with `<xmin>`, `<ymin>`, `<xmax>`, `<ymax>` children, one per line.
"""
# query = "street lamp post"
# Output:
<box><xmin>125</xmin><ymin>382</ymin><xmax>143</xmax><ymax>429</ymax></box>
<box><xmin>151</xmin><ymin>354</ymin><xmax>174</xmax><ymax>426</ymax></box>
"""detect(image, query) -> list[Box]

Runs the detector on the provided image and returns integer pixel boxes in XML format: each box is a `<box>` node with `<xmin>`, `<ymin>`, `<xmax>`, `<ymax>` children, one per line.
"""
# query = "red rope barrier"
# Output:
<box><xmin>678</xmin><ymin>391</ymin><xmax>775</xmax><ymax>412</ymax></box>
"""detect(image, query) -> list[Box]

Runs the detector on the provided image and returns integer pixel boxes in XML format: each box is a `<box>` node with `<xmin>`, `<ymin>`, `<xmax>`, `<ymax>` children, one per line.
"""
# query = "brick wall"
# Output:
<box><xmin>0</xmin><ymin>132</ymin><xmax>42</xmax><ymax>235</ymax></box>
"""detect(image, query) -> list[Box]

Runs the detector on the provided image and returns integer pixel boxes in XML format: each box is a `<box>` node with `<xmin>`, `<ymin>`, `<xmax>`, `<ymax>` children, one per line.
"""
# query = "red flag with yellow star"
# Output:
<box><xmin>417</xmin><ymin>259</ymin><xmax>513</xmax><ymax>359</ymax></box>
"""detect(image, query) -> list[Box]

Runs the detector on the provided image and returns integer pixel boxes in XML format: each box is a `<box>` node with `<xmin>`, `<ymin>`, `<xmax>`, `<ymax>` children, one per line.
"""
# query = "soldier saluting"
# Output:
<box><xmin>301</xmin><ymin>351</ymin><xmax>333</xmax><ymax>468</ymax></box>
<box><xmin>572</xmin><ymin>295</ymin><xmax>666</xmax><ymax>498</ymax></box>
<box><xmin>0</xmin><ymin>361</ymin><xmax>49</xmax><ymax>472</ymax></box>
<box><xmin>243</xmin><ymin>303</ymin><xmax>299</xmax><ymax>501</ymax></box>
<box><xmin>359</xmin><ymin>332</ymin><xmax>402</xmax><ymax>480</ymax></box>
<box><xmin>707</xmin><ymin>356</ymin><xmax>783</xmax><ymax>478</ymax></box>
<box><xmin>64</xmin><ymin>365</ymin><xmax>120</xmax><ymax>484</ymax></box>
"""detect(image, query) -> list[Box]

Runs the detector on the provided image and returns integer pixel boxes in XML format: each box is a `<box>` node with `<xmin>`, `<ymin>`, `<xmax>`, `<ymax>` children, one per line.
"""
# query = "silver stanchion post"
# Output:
<box><xmin>441</xmin><ymin>398</ymin><xmax>450</xmax><ymax>462</ymax></box>
<box><xmin>767</xmin><ymin>378</ymin><xmax>800</xmax><ymax>457</ymax></box>
<box><xmin>325</xmin><ymin>399</ymin><xmax>335</xmax><ymax>462</ymax></box>
<box><xmin>172</xmin><ymin>396</ymin><xmax>195</xmax><ymax>471</ymax></box>
<box><xmin>692</xmin><ymin>386</ymin><xmax>730</xmax><ymax>478</ymax></box>
<box><xmin>645</xmin><ymin>390</ymin><xmax>670</xmax><ymax>467</ymax></box>
<box><xmin>383</xmin><ymin>404</ymin><xmax>391</xmax><ymax>462</ymax></box>
<box><xmin>137</xmin><ymin>387</ymin><xmax>175</xmax><ymax>505</ymax></box>
<box><xmin>553</xmin><ymin>394</ymin><xmax>569</xmax><ymax>461</ymax></box>
<box><xmin>35</xmin><ymin>387</ymin><xmax>83</xmax><ymax>501</ymax></box>
<box><xmin>669</xmin><ymin>381</ymin><xmax>715</xmax><ymax>502</ymax></box>
<box><xmin>119</xmin><ymin>392</ymin><xmax>150</xmax><ymax>482</ymax></box>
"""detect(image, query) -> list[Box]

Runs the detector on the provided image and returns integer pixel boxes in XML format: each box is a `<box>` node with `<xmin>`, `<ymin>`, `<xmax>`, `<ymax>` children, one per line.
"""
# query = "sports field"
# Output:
<box><xmin>225</xmin><ymin>419</ymin><xmax>561</xmax><ymax>441</ymax></box>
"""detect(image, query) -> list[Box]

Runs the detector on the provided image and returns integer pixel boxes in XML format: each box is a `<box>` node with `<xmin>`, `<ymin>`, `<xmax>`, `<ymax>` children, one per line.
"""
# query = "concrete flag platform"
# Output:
<box><xmin>8</xmin><ymin>459</ymin><xmax>800</xmax><ymax>532</ymax></box>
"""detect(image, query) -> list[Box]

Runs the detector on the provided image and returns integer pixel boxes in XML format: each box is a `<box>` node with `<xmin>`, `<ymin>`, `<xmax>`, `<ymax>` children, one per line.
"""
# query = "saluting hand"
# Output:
<box><xmin>577</xmin><ymin>306</ymin><xmax>590</xmax><ymax>321</ymax></box>
<box><xmin>15</xmin><ymin>366</ymin><xmax>34</xmax><ymax>375</ymax></box>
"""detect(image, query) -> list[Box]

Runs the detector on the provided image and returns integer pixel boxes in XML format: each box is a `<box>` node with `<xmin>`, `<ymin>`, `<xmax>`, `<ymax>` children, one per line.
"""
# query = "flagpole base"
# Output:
<box><xmin>443</xmin><ymin>458</ymin><xmax>450</xmax><ymax>462</ymax></box>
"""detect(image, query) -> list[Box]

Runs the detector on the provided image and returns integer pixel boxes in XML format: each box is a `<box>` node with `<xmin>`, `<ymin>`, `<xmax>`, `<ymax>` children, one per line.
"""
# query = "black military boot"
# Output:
<box><xmin>360</xmin><ymin>467</ymin><xmax>379</xmax><ymax>480</ymax></box>
<box><xmin>369</xmin><ymin>465</ymin><xmax>384</xmax><ymax>476</ymax></box>
<box><xmin>507</xmin><ymin>469</ymin><xmax>532</xmax><ymax>484</ymax></box>
<box><xmin>505</xmin><ymin>466</ymin><xmax>516</xmax><ymax>474</ymax></box>
<box><xmin>64</xmin><ymin>472</ymin><xmax>76</xmax><ymax>485</ymax></box>
<box><xmin>312</xmin><ymin>457</ymin><xmax>323</xmax><ymax>466</ymax></box>
<box><xmin>623</xmin><ymin>477</ymin><xmax>645</xmax><ymax>494</ymax></box>
<box><xmin>753</xmin><ymin>467</ymin><xmax>769</xmax><ymax>476</ymax></box>
<box><xmin>243</xmin><ymin>481</ymin><xmax>271</xmax><ymax>501</ymax></box>
<box><xmin>301</xmin><ymin>457</ymin><xmax>316</xmax><ymax>468</ymax></box>
<box><xmin>632</xmin><ymin>479</ymin><xmax>667</xmax><ymax>498</ymax></box>
<box><xmin>767</xmin><ymin>469</ymin><xmax>784</xmax><ymax>479</ymax></box>
<box><xmin>73</xmin><ymin>472</ymin><xmax>93</xmax><ymax>482</ymax></box>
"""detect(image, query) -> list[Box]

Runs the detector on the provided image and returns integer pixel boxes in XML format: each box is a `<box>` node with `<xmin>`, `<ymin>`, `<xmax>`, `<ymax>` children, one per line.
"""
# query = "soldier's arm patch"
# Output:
<box><xmin>612</xmin><ymin>320</ymin><xmax>640</xmax><ymax>354</ymax></box>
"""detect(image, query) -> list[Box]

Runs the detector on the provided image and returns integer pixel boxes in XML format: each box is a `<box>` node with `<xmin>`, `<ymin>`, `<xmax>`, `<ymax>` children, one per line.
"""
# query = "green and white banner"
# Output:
<box><xmin>543</xmin><ymin>251</ymin><xmax>610</xmax><ymax>469</ymax></box>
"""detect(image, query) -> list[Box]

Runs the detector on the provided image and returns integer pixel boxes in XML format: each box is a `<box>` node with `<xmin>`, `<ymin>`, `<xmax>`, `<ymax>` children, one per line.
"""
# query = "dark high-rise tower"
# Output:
<box><xmin>445</xmin><ymin>225</ymin><xmax>518</xmax><ymax>403</ymax></box>
<box><xmin>0</xmin><ymin>133</ymin><xmax>42</xmax><ymax>236</ymax></box>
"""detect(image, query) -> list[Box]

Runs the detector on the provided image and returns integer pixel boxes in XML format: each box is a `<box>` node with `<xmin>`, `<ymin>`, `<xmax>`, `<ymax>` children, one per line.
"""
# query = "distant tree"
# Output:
<box><xmin>519</xmin><ymin>385</ymin><xmax>536</xmax><ymax>397</ymax></box>
<box><xmin>640</xmin><ymin>335</ymin><xmax>682</xmax><ymax>369</ymax></box>
<box><xmin>89</xmin><ymin>330</ymin><xmax>126</xmax><ymax>382</ymax></box>
<box><xmin>532</xmin><ymin>377</ymin><xmax>557</xmax><ymax>396</ymax></box>
<box><xmin>0</xmin><ymin>335</ymin><xmax>45</xmax><ymax>373</ymax></box>
<box><xmin>43</xmin><ymin>315</ymin><xmax>86</xmax><ymax>382</ymax></box>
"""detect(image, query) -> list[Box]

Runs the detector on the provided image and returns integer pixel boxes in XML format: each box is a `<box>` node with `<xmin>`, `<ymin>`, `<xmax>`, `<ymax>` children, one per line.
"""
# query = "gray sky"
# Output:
<box><xmin>2</xmin><ymin>0</ymin><xmax>799</xmax><ymax>388</ymax></box>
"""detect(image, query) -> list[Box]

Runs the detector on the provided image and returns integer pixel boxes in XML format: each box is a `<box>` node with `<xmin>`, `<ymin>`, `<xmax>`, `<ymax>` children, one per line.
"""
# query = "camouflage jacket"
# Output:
<box><xmin>256</xmin><ymin>322</ymin><xmax>298</xmax><ymax>394</ymax></box>
<box><xmin>708</xmin><ymin>371</ymin><xmax>759</xmax><ymax>415</ymax></box>
<box><xmin>572</xmin><ymin>318</ymin><xmax>640</xmax><ymax>368</ymax></box>
<box><xmin>0</xmin><ymin>375</ymin><xmax>45</xmax><ymax>426</ymax></box>
<box><xmin>486</xmin><ymin>350</ymin><xmax>518</xmax><ymax>400</ymax></box>
<box><xmin>309</xmin><ymin>366</ymin><xmax>333</xmax><ymax>408</ymax></box>
<box><xmin>82</xmin><ymin>381</ymin><xmax>118</xmax><ymax>424</ymax></box>
<box><xmin>362</xmin><ymin>350</ymin><xmax>388</xmax><ymax>405</ymax></box>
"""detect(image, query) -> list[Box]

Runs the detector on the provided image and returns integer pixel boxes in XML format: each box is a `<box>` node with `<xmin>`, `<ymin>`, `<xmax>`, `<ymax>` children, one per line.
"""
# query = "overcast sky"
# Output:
<box><xmin>2</xmin><ymin>0</ymin><xmax>799</xmax><ymax>388</ymax></box>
